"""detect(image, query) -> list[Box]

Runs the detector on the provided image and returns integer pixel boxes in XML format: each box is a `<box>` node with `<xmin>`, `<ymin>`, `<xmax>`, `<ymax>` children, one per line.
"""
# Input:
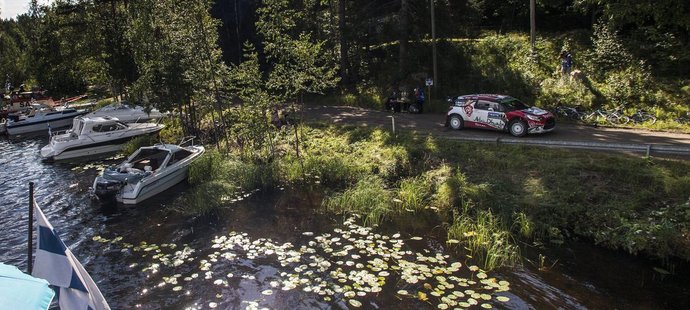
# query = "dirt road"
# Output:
<box><xmin>303</xmin><ymin>105</ymin><xmax>690</xmax><ymax>158</ymax></box>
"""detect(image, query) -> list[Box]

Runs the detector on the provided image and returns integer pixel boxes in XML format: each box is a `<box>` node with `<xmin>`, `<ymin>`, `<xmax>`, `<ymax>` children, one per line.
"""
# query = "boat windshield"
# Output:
<box><xmin>129</xmin><ymin>148</ymin><xmax>170</xmax><ymax>171</ymax></box>
<box><xmin>73</xmin><ymin>119</ymin><xmax>84</xmax><ymax>135</ymax></box>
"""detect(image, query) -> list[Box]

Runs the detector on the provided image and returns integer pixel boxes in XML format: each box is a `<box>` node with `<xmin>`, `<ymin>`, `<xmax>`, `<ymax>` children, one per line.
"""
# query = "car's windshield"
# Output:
<box><xmin>501</xmin><ymin>98</ymin><xmax>530</xmax><ymax>111</ymax></box>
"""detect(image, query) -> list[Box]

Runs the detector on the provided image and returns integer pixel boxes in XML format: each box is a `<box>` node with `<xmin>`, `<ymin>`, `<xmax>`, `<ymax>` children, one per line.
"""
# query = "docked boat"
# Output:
<box><xmin>92</xmin><ymin>137</ymin><xmax>205</xmax><ymax>204</ymax></box>
<box><xmin>40</xmin><ymin>116</ymin><xmax>165</xmax><ymax>161</ymax></box>
<box><xmin>5</xmin><ymin>107</ymin><xmax>87</xmax><ymax>135</ymax></box>
<box><xmin>85</xmin><ymin>102</ymin><xmax>165</xmax><ymax>123</ymax></box>
<box><xmin>6</xmin><ymin>89</ymin><xmax>55</xmax><ymax>112</ymax></box>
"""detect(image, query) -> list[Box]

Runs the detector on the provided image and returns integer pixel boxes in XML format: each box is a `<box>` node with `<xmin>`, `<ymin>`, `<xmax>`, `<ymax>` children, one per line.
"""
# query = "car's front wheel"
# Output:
<box><xmin>508</xmin><ymin>119</ymin><xmax>528</xmax><ymax>137</ymax></box>
<box><xmin>449</xmin><ymin>115</ymin><xmax>464</xmax><ymax>130</ymax></box>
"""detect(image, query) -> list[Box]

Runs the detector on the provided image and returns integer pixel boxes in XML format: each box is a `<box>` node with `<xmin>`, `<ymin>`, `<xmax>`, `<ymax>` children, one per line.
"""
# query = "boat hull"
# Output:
<box><xmin>41</xmin><ymin>127</ymin><xmax>163</xmax><ymax>161</ymax></box>
<box><xmin>118</xmin><ymin>165</ymin><xmax>190</xmax><ymax>204</ymax></box>
<box><xmin>6</xmin><ymin>112</ymin><xmax>85</xmax><ymax>135</ymax></box>
<box><xmin>47</xmin><ymin>143</ymin><xmax>125</xmax><ymax>161</ymax></box>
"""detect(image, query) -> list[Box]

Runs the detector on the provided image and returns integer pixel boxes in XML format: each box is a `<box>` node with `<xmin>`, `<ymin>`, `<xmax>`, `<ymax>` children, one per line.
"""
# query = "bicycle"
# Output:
<box><xmin>554</xmin><ymin>105</ymin><xmax>584</xmax><ymax>121</ymax></box>
<box><xmin>582</xmin><ymin>106</ymin><xmax>630</xmax><ymax>125</ymax></box>
<box><xmin>674</xmin><ymin>112</ymin><xmax>690</xmax><ymax>125</ymax></box>
<box><xmin>629</xmin><ymin>108</ymin><xmax>657</xmax><ymax>125</ymax></box>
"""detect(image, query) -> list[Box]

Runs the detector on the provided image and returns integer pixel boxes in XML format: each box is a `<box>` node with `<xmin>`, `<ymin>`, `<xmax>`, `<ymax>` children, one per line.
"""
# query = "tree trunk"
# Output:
<box><xmin>338</xmin><ymin>0</ymin><xmax>350</xmax><ymax>89</ymax></box>
<box><xmin>398</xmin><ymin>0</ymin><xmax>409</xmax><ymax>80</ymax></box>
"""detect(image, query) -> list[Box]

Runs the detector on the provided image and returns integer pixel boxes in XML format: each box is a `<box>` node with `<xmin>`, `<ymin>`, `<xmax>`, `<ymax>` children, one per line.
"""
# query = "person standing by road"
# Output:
<box><xmin>414</xmin><ymin>87</ymin><xmax>425</xmax><ymax>114</ymax></box>
<box><xmin>560</xmin><ymin>50</ymin><xmax>573</xmax><ymax>75</ymax></box>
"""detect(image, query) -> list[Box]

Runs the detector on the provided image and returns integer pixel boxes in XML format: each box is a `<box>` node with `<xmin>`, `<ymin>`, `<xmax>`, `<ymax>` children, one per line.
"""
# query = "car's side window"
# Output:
<box><xmin>489</xmin><ymin>102</ymin><xmax>503</xmax><ymax>112</ymax></box>
<box><xmin>475</xmin><ymin>100</ymin><xmax>492</xmax><ymax>110</ymax></box>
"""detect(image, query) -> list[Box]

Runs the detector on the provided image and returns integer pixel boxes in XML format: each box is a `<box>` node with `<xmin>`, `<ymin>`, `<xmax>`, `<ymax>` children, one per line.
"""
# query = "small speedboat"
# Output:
<box><xmin>40</xmin><ymin>116</ymin><xmax>165</xmax><ymax>161</ymax></box>
<box><xmin>6</xmin><ymin>106</ymin><xmax>87</xmax><ymax>135</ymax></box>
<box><xmin>92</xmin><ymin>137</ymin><xmax>205</xmax><ymax>204</ymax></box>
<box><xmin>85</xmin><ymin>102</ymin><xmax>165</xmax><ymax>123</ymax></box>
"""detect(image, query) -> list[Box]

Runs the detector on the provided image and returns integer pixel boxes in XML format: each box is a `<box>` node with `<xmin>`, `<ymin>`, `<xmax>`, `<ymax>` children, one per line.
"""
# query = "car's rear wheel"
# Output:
<box><xmin>509</xmin><ymin>119</ymin><xmax>528</xmax><ymax>137</ymax></box>
<box><xmin>449</xmin><ymin>115</ymin><xmax>464</xmax><ymax>130</ymax></box>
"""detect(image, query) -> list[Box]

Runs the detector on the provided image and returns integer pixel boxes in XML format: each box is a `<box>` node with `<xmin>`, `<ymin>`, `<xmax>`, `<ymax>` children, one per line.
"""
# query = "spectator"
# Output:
<box><xmin>414</xmin><ymin>87</ymin><xmax>425</xmax><ymax>114</ymax></box>
<box><xmin>560</xmin><ymin>51</ymin><xmax>573</xmax><ymax>75</ymax></box>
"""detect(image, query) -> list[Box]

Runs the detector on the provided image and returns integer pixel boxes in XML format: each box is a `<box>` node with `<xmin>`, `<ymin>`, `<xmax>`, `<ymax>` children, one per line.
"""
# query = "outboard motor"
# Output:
<box><xmin>94</xmin><ymin>178</ymin><xmax>124</xmax><ymax>200</ymax></box>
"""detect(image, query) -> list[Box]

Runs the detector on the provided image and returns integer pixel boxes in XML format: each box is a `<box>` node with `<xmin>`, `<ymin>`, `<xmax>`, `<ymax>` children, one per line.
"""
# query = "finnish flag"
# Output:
<box><xmin>32</xmin><ymin>202</ymin><xmax>111</xmax><ymax>310</ymax></box>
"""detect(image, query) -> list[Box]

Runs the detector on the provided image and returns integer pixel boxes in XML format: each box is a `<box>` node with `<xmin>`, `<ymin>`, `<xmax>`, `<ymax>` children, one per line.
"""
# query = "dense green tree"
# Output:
<box><xmin>257</xmin><ymin>0</ymin><xmax>339</xmax><ymax>103</ymax></box>
<box><xmin>128</xmin><ymin>0</ymin><xmax>231</xmax><ymax>145</ymax></box>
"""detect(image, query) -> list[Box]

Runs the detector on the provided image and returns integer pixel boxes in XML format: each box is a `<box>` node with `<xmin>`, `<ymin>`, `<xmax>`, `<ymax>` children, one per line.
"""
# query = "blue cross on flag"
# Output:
<box><xmin>32</xmin><ymin>201</ymin><xmax>111</xmax><ymax>310</ymax></box>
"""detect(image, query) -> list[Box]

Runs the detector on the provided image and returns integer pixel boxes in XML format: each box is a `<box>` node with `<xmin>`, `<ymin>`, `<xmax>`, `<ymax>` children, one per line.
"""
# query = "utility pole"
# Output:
<box><xmin>430</xmin><ymin>0</ymin><xmax>437</xmax><ymax>88</ymax></box>
<box><xmin>530</xmin><ymin>0</ymin><xmax>536</xmax><ymax>57</ymax></box>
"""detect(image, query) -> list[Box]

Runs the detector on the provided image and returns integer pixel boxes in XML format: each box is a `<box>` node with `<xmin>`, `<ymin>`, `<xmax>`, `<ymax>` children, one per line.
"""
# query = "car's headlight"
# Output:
<box><xmin>526</xmin><ymin>114</ymin><xmax>541</xmax><ymax>121</ymax></box>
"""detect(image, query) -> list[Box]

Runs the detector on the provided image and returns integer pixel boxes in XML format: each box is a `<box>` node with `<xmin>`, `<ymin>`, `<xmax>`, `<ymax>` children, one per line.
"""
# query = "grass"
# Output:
<box><xmin>180</xmin><ymin>122</ymin><xmax>690</xmax><ymax>267</ymax></box>
<box><xmin>447</xmin><ymin>210</ymin><xmax>522</xmax><ymax>270</ymax></box>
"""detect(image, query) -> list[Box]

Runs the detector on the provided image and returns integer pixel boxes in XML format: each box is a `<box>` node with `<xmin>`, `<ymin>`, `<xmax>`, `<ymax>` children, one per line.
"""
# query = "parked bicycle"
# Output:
<box><xmin>582</xmin><ymin>106</ymin><xmax>629</xmax><ymax>125</ymax></box>
<box><xmin>675</xmin><ymin>112</ymin><xmax>690</xmax><ymax>125</ymax></box>
<box><xmin>629</xmin><ymin>108</ymin><xmax>657</xmax><ymax>125</ymax></box>
<box><xmin>553</xmin><ymin>105</ymin><xmax>585</xmax><ymax>121</ymax></box>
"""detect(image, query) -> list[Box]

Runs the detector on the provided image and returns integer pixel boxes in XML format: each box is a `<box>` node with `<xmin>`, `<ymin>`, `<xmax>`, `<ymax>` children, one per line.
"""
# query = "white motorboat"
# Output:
<box><xmin>92</xmin><ymin>137</ymin><xmax>205</xmax><ymax>204</ymax></box>
<box><xmin>5</xmin><ymin>107</ymin><xmax>87</xmax><ymax>135</ymax></box>
<box><xmin>85</xmin><ymin>102</ymin><xmax>165</xmax><ymax>123</ymax></box>
<box><xmin>40</xmin><ymin>116</ymin><xmax>165</xmax><ymax>161</ymax></box>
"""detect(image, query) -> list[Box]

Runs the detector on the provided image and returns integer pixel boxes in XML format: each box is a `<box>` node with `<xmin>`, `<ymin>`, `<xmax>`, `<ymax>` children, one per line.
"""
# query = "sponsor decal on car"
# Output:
<box><xmin>525</xmin><ymin>107</ymin><xmax>548</xmax><ymax>116</ymax></box>
<box><xmin>488</xmin><ymin>112</ymin><xmax>502</xmax><ymax>119</ymax></box>
<box><xmin>464</xmin><ymin>104</ymin><xmax>474</xmax><ymax>117</ymax></box>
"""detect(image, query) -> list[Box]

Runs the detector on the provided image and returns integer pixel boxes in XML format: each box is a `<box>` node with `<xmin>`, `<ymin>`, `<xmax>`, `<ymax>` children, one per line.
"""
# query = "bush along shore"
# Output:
<box><xmin>185</xmin><ymin>123</ymin><xmax>690</xmax><ymax>270</ymax></box>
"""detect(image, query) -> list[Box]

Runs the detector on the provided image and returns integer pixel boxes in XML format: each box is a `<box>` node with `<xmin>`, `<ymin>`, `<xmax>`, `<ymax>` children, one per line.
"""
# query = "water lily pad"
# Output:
<box><xmin>348</xmin><ymin>299</ymin><xmax>362</xmax><ymax>308</ymax></box>
<box><xmin>417</xmin><ymin>291</ymin><xmax>428</xmax><ymax>301</ymax></box>
<box><xmin>481</xmin><ymin>303</ymin><xmax>492</xmax><ymax>309</ymax></box>
<box><xmin>261</xmin><ymin>289</ymin><xmax>273</xmax><ymax>295</ymax></box>
<box><xmin>496</xmin><ymin>296</ymin><xmax>510</xmax><ymax>302</ymax></box>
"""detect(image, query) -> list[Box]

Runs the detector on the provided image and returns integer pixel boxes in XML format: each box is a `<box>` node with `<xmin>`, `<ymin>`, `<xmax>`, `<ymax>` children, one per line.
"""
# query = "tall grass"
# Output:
<box><xmin>323</xmin><ymin>176</ymin><xmax>393</xmax><ymax>226</ymax></box>
<box><xmin>447</xmin><ymin>210</ymin><xmax>521</xmax><ymax>270</ymax></box>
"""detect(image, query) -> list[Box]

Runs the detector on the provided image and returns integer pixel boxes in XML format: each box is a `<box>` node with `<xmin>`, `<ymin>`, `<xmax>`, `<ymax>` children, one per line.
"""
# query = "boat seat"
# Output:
<box><xmin>134</xmin><ymin>158</ymin><xmax>160</xmax><ymax>171</ymax></box>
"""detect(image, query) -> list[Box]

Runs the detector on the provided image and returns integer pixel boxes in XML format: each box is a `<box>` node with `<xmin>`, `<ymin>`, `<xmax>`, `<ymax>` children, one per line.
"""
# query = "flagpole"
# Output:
<box><xmin>28</xmin><ymin>182</ymin><xmax>34</xmax><ymax>274</ymax></box>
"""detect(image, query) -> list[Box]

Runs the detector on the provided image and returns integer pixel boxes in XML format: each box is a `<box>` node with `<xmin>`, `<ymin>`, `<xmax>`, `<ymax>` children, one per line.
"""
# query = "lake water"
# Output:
<box><xmin>1</xmin><ymin>135</ymin><xmax>688</xmax><ymax>309</ymax></box>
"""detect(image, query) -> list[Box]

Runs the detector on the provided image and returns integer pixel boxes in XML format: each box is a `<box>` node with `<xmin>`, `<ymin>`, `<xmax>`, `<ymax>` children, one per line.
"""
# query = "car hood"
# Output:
<box><xmin>522</xmin><ymin>107</ymin><xmax>550</xmax><ymax>116</ymax></box>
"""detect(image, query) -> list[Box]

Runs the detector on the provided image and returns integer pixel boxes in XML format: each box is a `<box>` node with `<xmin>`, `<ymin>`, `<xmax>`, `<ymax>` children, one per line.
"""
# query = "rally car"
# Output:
<box><xmin>445</xmin><ymin>94</ymin><xmax>556</xmax><ymax>137</ymax></box>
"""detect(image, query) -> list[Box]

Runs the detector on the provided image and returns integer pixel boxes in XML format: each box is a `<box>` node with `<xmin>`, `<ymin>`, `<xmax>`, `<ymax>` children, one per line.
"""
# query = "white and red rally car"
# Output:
<box><xmin>445</xmin><ymin>94</ymin><xmax>556</xmax><ymax>137</ymax></box>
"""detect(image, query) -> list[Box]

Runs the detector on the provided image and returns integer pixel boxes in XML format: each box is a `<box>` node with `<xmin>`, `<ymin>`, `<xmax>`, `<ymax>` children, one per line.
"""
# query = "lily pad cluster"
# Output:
<box><xmin>92</xmin><ymin>217</ymin><xmax>511</xmax><ymax>309</ymax></box>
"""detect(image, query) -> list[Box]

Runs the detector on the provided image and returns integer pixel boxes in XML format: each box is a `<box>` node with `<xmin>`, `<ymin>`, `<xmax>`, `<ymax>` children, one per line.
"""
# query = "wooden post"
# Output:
<box><xmin>391</xmin><ymin>116</ymin><xmax>396</xmax><ymax>136</ymax></box>
<box><xmin>28</xmin><ymin>182</ymin><xmax>34</xmax><ymax>274</ymax></box>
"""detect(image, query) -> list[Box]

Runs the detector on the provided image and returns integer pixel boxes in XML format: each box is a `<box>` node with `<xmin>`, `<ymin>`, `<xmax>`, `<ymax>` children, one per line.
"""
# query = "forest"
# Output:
<box><xmin>2</xmin><ymin>0</ymin><xmax>689</xmax><ymax>141</ymax></box>
<box><xmin>3</xmin><ymin>0</ymin><xmax>690</xmax><ymax>290</ymax></box>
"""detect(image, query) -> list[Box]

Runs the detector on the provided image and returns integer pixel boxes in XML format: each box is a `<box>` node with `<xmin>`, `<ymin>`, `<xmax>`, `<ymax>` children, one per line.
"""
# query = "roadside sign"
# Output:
<box><xmin>425</xmin><ymin>78</ymin><xmax>433</xmax><ymax>86</ymax></box>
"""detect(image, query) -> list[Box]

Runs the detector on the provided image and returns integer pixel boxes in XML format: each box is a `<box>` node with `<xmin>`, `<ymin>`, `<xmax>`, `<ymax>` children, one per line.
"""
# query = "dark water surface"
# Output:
<box><xmin>1</xmin><ymin>136</ymin><xmax>688</xmax><ymax>309</ymax></box>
